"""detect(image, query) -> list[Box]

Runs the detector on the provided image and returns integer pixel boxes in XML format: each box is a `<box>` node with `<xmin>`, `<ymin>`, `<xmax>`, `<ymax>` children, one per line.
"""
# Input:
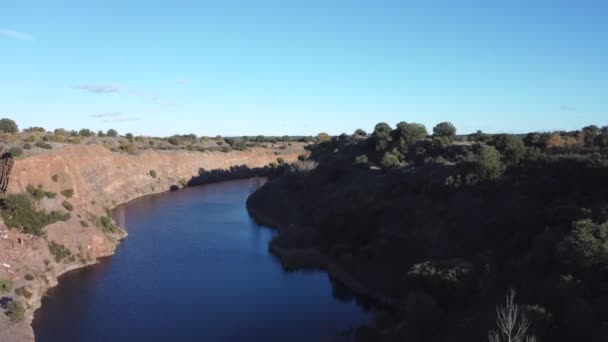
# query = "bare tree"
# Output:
<box><xmin>488</xmin><ymin>289</ymin><xmax>537</xmax><ymax>342</ymax></box>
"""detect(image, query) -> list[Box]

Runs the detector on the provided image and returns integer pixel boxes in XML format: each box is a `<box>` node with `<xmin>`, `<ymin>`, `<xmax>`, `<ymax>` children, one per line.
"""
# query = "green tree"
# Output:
<box><xmin>381</xmin><ymin>152</ymin><xmax>400</xmax><ymax>170</ymax></box>
<box><xmin>432</xmin><ymin>122</ymin><xmax>456</xmax><ymax>141</ymax></box>
<box><xmin>373</xmin><ymin>122</ymin><xmax>392</xmax><ymax>138</ymax></box>
<box><xmin>79</xmin><ymin>128</ymin><xmax>94</xmax><ymax>136</ymax></box>
<box><xmin>0</xmin><ymin>118</ymin><xmax>18</xmax><ymax>133</ymax></box>
<box><xmin>107</xmin><ymin>129</ymin><xmax>118</xmax><ymax>137</ymax></box>
<box><xmin>491</xmin><ymin>134</ymin><xmax>525</xmax><ymax>165</ymax></box>
<box><xmin>354</xmin><ymin>128</ymin><xmax>367</xmax><ymax>136</ymax></box>
<box><xmin>558</xmin><ymin>219</ymin><xmax>608</xmax><ymax>270</ymax></box>
<box><xmin>475</xmin><ymin>145</ymin><xmax>503</xmax><ymax>179</ymax></box>
<box><xmin>394</xmin><ymin>122</ymin><xmax>427</xmax><ymax>148</ymax></box>
<box><xmin>125</xmin><ymin>133</ymin><xmax>134</xmax><ymax>141</ymax></box>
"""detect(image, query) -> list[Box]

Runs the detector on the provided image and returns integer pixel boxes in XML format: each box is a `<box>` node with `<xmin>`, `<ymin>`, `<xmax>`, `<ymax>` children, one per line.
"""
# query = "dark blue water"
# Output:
<box><xmin>33</xmin><ymin>179</ymin><xmax>368</xmax><ymax>342</ymax></box>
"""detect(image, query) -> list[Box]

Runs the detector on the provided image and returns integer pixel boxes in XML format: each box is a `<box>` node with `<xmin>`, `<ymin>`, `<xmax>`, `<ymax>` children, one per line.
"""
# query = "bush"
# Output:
<box><xmin>0</xmin><ymin>279</ymin><xmax>12</xmax><ymax>294</ymax></box>
<box><xmin>432</xmin><ymin>122</ymin><xmax>457</xmax><ymax>140</ymax></box>
<box><xmin>14</xmin><ymin>286</ymin><xmax>32</xmax><ymax>299</ymax></box>
<box><xmin>22</xmin><ymin>143</ymin><xmax>32</xmax><ymax>150</ymax></box>
<box><xmin>381</xmin><ymin>152</ymin><xmax>400</xmax><ymax>170</ymax></box>
<box><xmin>354</xmin><ymin>154</ymin><xmax>369</xmax><ymax>166</ymax></box>
<box><xmin>220</xmin><ymin>145</ymin><xmax>232</xmax><ymax>153</ymax></box>
<box><xmin>491</xmin><ymin>134</ymin><xmax>525</xmax><ymax>165</ymax></box>
<box><xmin>45</xmin><ymin>191</ymin><xmax>57</xmax><ymax>199</ymax></box>
<box><xmin>373</xmin><ymin>122</ymin><xmax>392</xmax><ymax>138</ymax></box>
<box><xmin>26</xmin><ymin>184</ymin><xmax>45</xmax><ymax>200</ymax></box>
<box><xmin>558</xmin><ymin>219</ymin><xmax>608</xmax><ymax>270</ymax></box>
<box><xmin>125</xmin><ymin>133</ymin><xmax>134</xmax><ymax>141</ymax></box>
<box><xmin>99</xmin><ymin>215</ymin><xmax>118</xmax><ymax>234</ymax></box>
<box><xmin>24</xmin><ymin>274</ymin><xmax>35</xmax><ymax>281</ymax></box>
<box><xmin>36</xmin><ymin>141</ymin><xmax>53</xmax><ymax>149</ymax></box>
<box><xmin>354</xmin><ymin>128</ymin><xmax>367</xmax><ymax>136</ymax></box>
<box><xmin>51</xmin><ymin>174</ymin><xmax>59</xmax><ymax>182</ymax></box>
<box><xmin>290</xmin><ymin>160</ymin><xmax>318</xmax><ymax>173</ymax></box>
<box><xmin>0</xmin><ymin>194</ymin><xmax>70</xmax><ymax>236</ymax></box>
<box><xmin>0</xmin><ymin>118</ymin><xmax>18</xmax><ymax>133</ymax></box>
<box><xmin>8</xmin><ymin>146</ymin><xmax>23</xmax><ymax>157</ymax></box>
<box><xmin>277</xmin><ymin>157</ymin><xmax>285</xmax><ymax>165</ymax></box>
<box><xmin>149</xmin><ymin>170</ymin><xmax>157</xmax><ymax>178</ymax></box>
<box><xmin>62</xmin><ymin>200</ymin><xmax>74</xmax><ymax>211</ymax></box>
<box><xmin>475</xmin><ymin>145</ymin><xmax>503</xmax><ymax>180</ymax></box>
<box><xmin>61</xmin><ymin>189</ymin><xmax>74</xmax><ymax>198</ymax></box>
<box><xmin>394</xmin><ymin>122</ymin><xmax>427</xmax><ymax>148</ymax></box>
<box><xmin>5</xmin><ymin>300</ymin><xmax>25</xmax><ymax>322</ymax></box>
<box><xmin>48</xmin><ymin>241</ymin><xmax>72</xmax><ymax>262</ymax></box>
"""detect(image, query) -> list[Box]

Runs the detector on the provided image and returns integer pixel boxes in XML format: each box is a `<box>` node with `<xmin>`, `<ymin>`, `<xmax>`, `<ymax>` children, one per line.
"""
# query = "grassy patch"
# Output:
<box><xmin>48</xmin><ymin>241</ymin><xmax>73</xmax><ymax>263</ymax></box>
<box><xmin>0</xmin><ymin>279</ymin><xmax>12</xmax><ymax>294</ymax></box>
<box><xmin>0</xmin><ymin>193</ymin><xmax>70</xmax><ymax>236</ymax></box>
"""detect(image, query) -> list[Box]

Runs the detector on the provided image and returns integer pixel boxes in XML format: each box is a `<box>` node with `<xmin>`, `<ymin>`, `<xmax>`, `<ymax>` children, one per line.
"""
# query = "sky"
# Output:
<box><xmin>1</xmin><ymin>0</ymin><xmax>606</xmax><ymax>137</ymax></box>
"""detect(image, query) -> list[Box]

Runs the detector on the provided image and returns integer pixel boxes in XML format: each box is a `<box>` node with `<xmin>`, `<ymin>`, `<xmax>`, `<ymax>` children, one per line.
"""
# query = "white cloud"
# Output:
<box><xmin>0</xmin><ymin>28</ymin><xmax>35</xmax><ymax>42</ymax></box>
<box><xmin>89</xmin><ymin>112</ymin><xmax>124</xmax><ymax>118</ymax></box>
<box><xmin>75</xmin><ymin>84</ymin><xmax>120</xmax><ymax>93</ymax></box>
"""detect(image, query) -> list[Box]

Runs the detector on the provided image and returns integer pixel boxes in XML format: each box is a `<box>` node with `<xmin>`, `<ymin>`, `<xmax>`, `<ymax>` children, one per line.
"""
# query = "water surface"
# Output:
<box><xmin>33</xmin><ymin>179</ymin><xmax>368</xmax><ymax>341</ymax></box>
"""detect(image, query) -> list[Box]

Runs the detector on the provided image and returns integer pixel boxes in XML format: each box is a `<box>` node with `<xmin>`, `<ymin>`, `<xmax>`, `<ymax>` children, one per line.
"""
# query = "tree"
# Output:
<box><xmin>79</xmin><ymin>128</ymin><xmax>94</xmax><ymax>137</ymax></box>
<box><xmin>476</xmin><ymin>145</ymin><xmax>503</xmax><ymax>179</ymax></box>
<box><xmin>557</xmin><ymin>219</ymin><xmax>608</xmax><ymax>270</ymax></box>
<box><xmin>354</xmin><ymin>154</ymin><xmax>369</xmax><ymax>166</ymax></box>
<box><xmin>373</xmin><ymin>122</ymin><xmax>392</xmax><ymax>138</ymax></box>
<box><xmin>491</xmin><ymin>134</ymin><xmax>525</xmax><ymax>165</ymax></box>
<box><xmin>97</xmin><ymin>130</ymin><xmax>106</xmax><ymax>137</ymax></box>
<box><xmin>488</xmin><ymin>289</ymin><xmax>536</xmax><ymax>342</ymax></box>
<box><xmin>354</xmin><ymin>128</ymin><xmax>367</xmax><ymax>136</ymax></box>
<box><xmin>381</xmin><ymin>152</ymin><xmax>400</xmax><ymax>170</ymax></box>
<box><xmin>394</xmin><ymin>122</ymin><xmax>427</xmax><ymax>148</ymax></box>
<box><xmin>468</xmin><ymin>130</ymin><xmax>490</xmax><ymax>143</ymax></box>
<box><xmin>107</xmin><ymin>129</ymin><xmax>118</xmax><ymax>137</ymax></box>
<box><xmin>125</xmin><ymin>133</ymin><xmax>134</xmax><ymax>141</ymax></box>
<box><xmin>0</xmin><ymin>118</ymin><xmax>18</xmax><ymax>133</ymax></box>
<box><xmin>433</xmin><ymin>122</ymin><xmax>456</xmax><ymax>141</ymax></box>
<box><xmin>316</xmin><ymin>132</ymin><xmax>331</xmax><ymax>144</ymax></box>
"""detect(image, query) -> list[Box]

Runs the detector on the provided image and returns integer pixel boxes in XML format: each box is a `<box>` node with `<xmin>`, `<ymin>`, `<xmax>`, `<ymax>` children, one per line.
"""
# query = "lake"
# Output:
<box><xmin>33</xmin><ymin>178</ymin><xmax>368</xmax><ymax>341</ymax></box>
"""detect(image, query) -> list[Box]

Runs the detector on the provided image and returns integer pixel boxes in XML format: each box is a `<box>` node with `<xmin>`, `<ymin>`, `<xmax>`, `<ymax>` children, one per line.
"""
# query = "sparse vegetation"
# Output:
<box><xmin>0</xmin><ymin>193</ymin><xmax>70</xmax><ymax>236</ymax></box>
<box><xmin>48</xmin><ymin>241</ymin><xmax>73</xmax><ymax>262</ymax></box>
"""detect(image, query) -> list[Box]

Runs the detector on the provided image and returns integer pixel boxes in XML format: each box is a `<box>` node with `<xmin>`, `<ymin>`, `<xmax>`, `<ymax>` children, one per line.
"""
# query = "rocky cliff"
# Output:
<box><xmin>0</xmin><ymin>144</ymin><xmax>305</xmax><ymax>342</ymax></box>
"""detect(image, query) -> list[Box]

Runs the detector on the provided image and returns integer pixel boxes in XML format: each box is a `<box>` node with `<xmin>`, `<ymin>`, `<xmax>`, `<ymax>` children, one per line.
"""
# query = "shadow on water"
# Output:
<box><xmin>33</xmin><ymin>178</ymin><xmax>370</xmax><ymax>342</ymax></box>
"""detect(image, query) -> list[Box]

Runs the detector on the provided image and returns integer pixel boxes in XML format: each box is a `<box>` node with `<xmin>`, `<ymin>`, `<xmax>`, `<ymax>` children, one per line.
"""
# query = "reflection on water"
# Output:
<box><xmin>33</xmin><ymin>178</ymin><xmax>368</xmax><ymax>342</ymax></box>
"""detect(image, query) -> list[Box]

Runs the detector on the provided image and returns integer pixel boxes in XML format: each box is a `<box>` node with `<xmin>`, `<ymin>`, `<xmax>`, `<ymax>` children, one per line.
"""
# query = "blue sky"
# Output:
<box><xmin>1</xmin><ymin>1</ymin><xmax>606</xmax><ymax>136</ymax></box>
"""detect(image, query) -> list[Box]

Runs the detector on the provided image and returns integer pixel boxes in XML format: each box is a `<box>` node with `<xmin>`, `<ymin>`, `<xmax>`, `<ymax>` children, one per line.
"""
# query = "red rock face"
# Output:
<box><xmin>0</xmin><ymin>144</ymin><xmax>307</xmax><ymax>341</ymax></box>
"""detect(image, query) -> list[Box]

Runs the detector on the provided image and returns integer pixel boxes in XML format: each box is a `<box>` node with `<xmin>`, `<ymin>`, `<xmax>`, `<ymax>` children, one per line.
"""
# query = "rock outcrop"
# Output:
<box><xmin>0</xmin><ymin>144</ymin><xmax>305</xmax><ymax>342</ymax></box>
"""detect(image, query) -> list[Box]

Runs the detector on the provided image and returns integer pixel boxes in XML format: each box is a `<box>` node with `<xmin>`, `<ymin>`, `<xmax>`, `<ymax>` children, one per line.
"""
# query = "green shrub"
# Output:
<box><xmin>14</xmin><ymin>286</ymin><xmax>32</xmax><ymax>299</ymax></box>
<box><xmin>45</xmin><ymin>191</ymin><xmax>57</xmax><ymax>199</ymax></box>
<box><xmin>0</xmin><ymin>193</ymin><xmax>70</xmax><ymax>236</ymax></box>
<box><xmin>36</xmin><ymin>141</ymin><xmax>53</xmax><ymax>149</ymax></box>
<box><xmin>106</xmin><ymin>129</ymin><xmax>118</xmax><ymax>137</ymax></box>
<box><xmin>99</xmin><ymin>215</ymin><xmax>118</xmax><ymax>234</ymax></box>
<box><xmin>22</xmin><ymin>143</ymin><xmax>32</xmax><ymax>149</ymax></box>
<box><xmin>381</xmin><ymin>152</ymin><xmax>400</xmax><ymax>170</ymax></box>
<box><xmin>149</xmin><ymin>170</ymin><xmax>157</xmax><ymax>178</ymax></box>
<box><xmin>24</xmin><ymin>274</ymin><xmax>35</xmax><ymax>281</ymax></box>
<box><xmin>475</xmin><ymin>145</ymin><xmax>503</xmax><ymax>180</ymax></box>
<box><xmin>558</xmin><ymin>219</ymin><xmax>608</xmax><ymax>270</ymax></box>
<box><xmin>394</xmin><ymin>122</ymin><xmax>427</xmax><ymax>148</ymax></box>
<box><xmin>491</xmin><ymin>134</ymin><xmax>525</xmax><ymax>165</ymax></box>
<box><xmin>51</xmin><ymin>174</ymin><xmax>59</xmax><ymax>182</ymax></box>
<box><xmin>61</xmin><ymin>189</ymin><xmax>74</xmax><ymax>198</ymax></box>
<box><xmin>0</xmin><ymin>279</ymin><xmax>12</xmax><ymax>294</ymax></box>
<box><xmin>8</xmin><ymin>146</ymin><xmax>23</xmax><ymax>157</ymax></box>
<box><xmin>354</xmin><ymin>128</ymin><xmax>367</xmax><ymax>136</ymax></box>
<box><xmin>62</xmin><ymin>200</ymin><xmax>74</xmax><ymax>211</ymax></box>
<box><xmin>373</xmin><ymin>122</ymin><xmax>392</xmax><ymax>138</ymax></box>
<box><xmin>277</xmin><ymin>157</ymin><xmax>285</xmax><ymax>165</ymax></box>
<box><xmin>48</xmin><ymin>241</ymin><xmax>72</xmax><ymax>262</ymax></box>
<box><xmin>220</xmin><ymin>145</ymin><xmax>232</xmax><ymax>153</ymax></box>
<box><xmin>0</xmin><ymin>118</ymin><xmax>18</xmax><ymax>133</ymax></box>
<box><xmin>432</xmin><ymin>122</ymin><xmax>457</xmax><ymax>141</ymax></box>
<box><xmin>354</xmin><ymin>154</ymin><xmax>369</xmax><ymax>166</ymax></box>
<box><xmin>5</xmin><ymin>300</ymin><xmax>25</xmax><ymax>322</ymax></box>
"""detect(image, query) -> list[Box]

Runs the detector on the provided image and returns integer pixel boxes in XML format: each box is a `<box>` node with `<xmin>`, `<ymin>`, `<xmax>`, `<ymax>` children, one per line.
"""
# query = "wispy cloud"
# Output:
<box><xmin>176</xmin><ymin>78</ymin><xmax>191</xmax><ymax>85</ymax></box>
<box><xmin>75</xmin><ymin>84</ymin><xmax>120</xmax><ymax>93</ymax></box>
<box><xmin>103</xmin><ymin>117</ymin><xmax>140</xmax><ymax>123</ymax></box>
<box><xmin>88</xmin><ymin>112</ymin><xmax>124</xmax><ymax>118</ymax></box>
<box><xmin>560</xmin><ymin>105</ymin><xmax>577</xmax><ymax>111</ymax></box>
<box><xmin>0</xmin><ymin>28</ymin><xmax>35</xmax><ymax>42</ymax></box>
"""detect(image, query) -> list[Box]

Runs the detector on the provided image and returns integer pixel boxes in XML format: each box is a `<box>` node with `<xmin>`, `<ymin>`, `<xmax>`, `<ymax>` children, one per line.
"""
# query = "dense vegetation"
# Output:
<box><xmin>0</xmin><ymin>193</ymin><xmax>70</xmax><ymax>236</ymax></box>
<box><xmin>249</xmin><ymin>122</ymin><xmax>608</xmax><ymax>342</ymax></box>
